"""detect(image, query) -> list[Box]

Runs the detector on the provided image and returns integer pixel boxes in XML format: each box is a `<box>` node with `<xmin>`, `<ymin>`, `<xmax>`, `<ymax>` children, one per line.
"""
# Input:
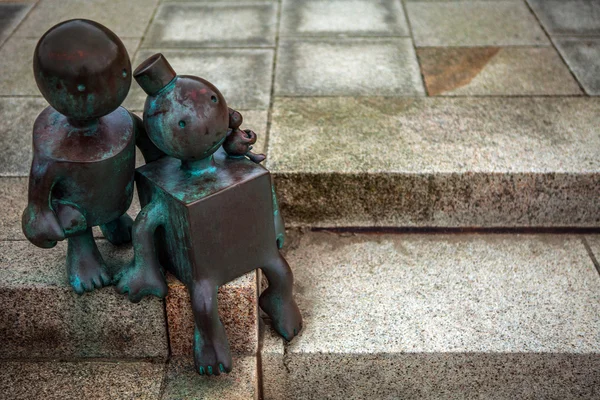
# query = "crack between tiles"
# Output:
<box><xmin>400</xmin><ymin>0</ymin><xmax>428</xmax><ymax>96</ymax></box>
<box><xmin>522</xmin><ymin>0</ymin><xmax>589</xmax><ymax>96</ymax></box>
<box><xmin>264</xmin><ymin>0</ymin><xmax>283</xmax><ymax>163</ymax></box>
<box><xmin>582</xmin><ymin>237</ymin><xmax>600</xmax><ymax>277</ymax></box>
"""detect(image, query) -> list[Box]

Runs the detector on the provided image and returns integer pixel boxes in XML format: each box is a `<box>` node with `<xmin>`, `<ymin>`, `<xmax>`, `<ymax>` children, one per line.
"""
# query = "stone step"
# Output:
<box><xmin>268</xmin><ymin>97</ymin><xmax>600</xmax><ymax>228</ymax></box>
<box><xmin>0</xmin><ymin>240</ymin><xmax>258</xmax><ymax>359</ymax></box>
<box><xmin>262</xmin><ymin>231</ymin><xmax>600</xmax><ymax>399</ymax></box>
<box><xmin>0</xmin><ymin>356</ymin><xmax>258</xmax><ymax>400</ymax></box>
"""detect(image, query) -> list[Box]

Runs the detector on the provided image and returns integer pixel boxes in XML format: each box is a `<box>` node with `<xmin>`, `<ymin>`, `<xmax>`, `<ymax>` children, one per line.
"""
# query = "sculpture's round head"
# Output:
<box><xmin>134</xmin><ymin>54</ymin><xmax>229</xmax><ymax>161</ymax></box>
<box><xmin>33</xmin><ymin>19</ymin><xmax>131</xmax><ymax>120</ymax></box>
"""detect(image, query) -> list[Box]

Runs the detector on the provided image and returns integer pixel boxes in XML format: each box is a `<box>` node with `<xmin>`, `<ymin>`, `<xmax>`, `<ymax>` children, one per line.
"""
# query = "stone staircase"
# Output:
<box><xmin>2</xmin><ymin>0</ymin><xmax>600</xmax><ymax>398</ymax></box>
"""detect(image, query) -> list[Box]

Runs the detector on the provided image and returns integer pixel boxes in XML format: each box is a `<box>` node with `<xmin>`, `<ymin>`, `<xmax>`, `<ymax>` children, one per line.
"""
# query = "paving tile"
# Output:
<box><xmin>555</xmin><ymin>38</ymin><xmax>600</xmax><ymax>96</ymax></box>
<box><xmin>262</xmin><ymin>232</ymin><xmax>600</xmax><ymax>399</ymax></box>
<box><xmin>0</xmin><ymin>177</ymin><xmax>27</xmax><ymax>240</ymax></box>
<box><xmin>0</xmin><ymin>360</ymin><xmax>165</xmax><ymax>400</ymax></box>
<box><xmin>275</xmin><ymin>38</ymin><xmax>424</xmax><ymax>96</ymax></box>
<box><xmin>0</xmin><ymin>2</ymin><xmax>32</xmax><ymax>46</ymax></box>
<box><xmin>126</xmin><ymin>49</ymin><xmax>273</xmax><ymax>111</ymax></box>
<box><xmin>166</xmin><ymin>272</ymin><xmax>259</xmax><ymax>356</ymax></box>
<box><xmin>162</xmin><ymin>356</ymin><xmax>258</xmax><ymax>399</ymax></box>
<box><xmin>0</xmin><ymin>97</ymin><xmax>46</xmax><ymax>176</ymax></box>
<box><xmin>268</xmin><ymin>97</ymin><xmax>600</xmax><ymax>227</ymax></box>
<box><xmin>13</xmin><ymin>0</ymin><xmax>159</xmax><ymax>39</ymax></box>
<box><xmin>280</xmin><ymin>0</ymin><xmax>409</xmax><ymax>37</ymax></box>
<box><xmin>418</xmin><ymin>46</ymin><xmax>581</xmax><ymax>96</ymax></box>
<box><xmin>406</xmin><ymin>1</ymin><xmax>549</xmax><ymax>46</ymax></box>
<box><xmin>0</xmin><ymin>240</ymin><xmax>169</xmax><ymax>359</ymax></box>
<box><xmin>527</xmin><ymin>0</ymin><xmax>600</xmax><ymax>37</ymax></box>
<box><xmin>0</xmin><ymin>37</ymin><xmax>140</xmax><ymax>96</ymax></box>
<box><xmin>143</xmin><ymin>3</ymin><xmax>277</xmax><ymax>48</ymax></box>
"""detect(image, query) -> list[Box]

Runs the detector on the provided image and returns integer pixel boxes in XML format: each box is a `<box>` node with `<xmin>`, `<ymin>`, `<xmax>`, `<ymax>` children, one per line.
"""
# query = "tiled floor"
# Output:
<box><xmin>1</xmin><ymin>1</ymin><xmax>600</xmax><ymax>398</ymax></box>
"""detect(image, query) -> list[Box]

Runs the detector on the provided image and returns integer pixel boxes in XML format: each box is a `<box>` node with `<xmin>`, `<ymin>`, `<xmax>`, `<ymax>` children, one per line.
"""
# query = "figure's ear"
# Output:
<box><xmin>134</xmin><ymin>53</ymin><xmax>177</xmax><ymax>96</ymax></box>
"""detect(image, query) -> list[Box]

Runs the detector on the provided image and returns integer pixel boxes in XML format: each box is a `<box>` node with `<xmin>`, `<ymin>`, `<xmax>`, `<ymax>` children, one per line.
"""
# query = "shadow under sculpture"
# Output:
<box><xmin>116</xmin><ymin>53</ymin><xmax>302</xmax><ymax>375</ymax></box>
<box><xmin>22</xmin><ymin>19</ymin><xmax>162</xmax><ymax>294</ymax></box>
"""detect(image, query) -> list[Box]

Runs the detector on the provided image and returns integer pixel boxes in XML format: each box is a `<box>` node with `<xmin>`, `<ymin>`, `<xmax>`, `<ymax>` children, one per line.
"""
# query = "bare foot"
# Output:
<box><xmin>115</xmin><ymin>260</ymin><xmax>167</xmax><ymax>303</ymax></box>
<box><xmin>66</xmin><ymin>231</ymin><xmax>110</xmax><ymax>294</ymax></box>
<box><xmin>260</xmin><ymin>292</ymin><xmax>303</xmax><ymax>341</ymax></box>
<box><xmin>193</xmin><ymin>325</ymin><xmax>232</xmax><ymax>376</ymax></box>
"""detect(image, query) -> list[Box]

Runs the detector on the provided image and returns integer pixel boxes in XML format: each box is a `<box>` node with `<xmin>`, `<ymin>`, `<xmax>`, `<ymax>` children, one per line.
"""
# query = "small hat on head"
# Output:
<box><xmin>133</xmin><ymin>53</ymin><xmax>176</xmax><ymax>96</ymax></box>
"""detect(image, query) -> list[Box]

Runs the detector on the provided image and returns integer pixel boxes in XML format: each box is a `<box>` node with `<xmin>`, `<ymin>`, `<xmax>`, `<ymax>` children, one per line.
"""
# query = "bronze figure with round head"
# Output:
<box><xmin>22</xmin><ymin>19</ymin><xmax>162</xmax><ymax>295</ymax></box>
<box><xmin>119</xmin><ymin>53</ymin><xmax>302</xmax><ymax>376</ymax></box>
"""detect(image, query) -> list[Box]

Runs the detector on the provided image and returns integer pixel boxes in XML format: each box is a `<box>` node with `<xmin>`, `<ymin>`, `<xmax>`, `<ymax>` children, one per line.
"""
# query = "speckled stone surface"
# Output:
<box><xmin>125</xmin><ymin>49</ymin><xmax>274</xmax><ymax>111</ymax></box>
<box><xmin>275</xmin><ymin>38</ymin><xmax>424</xmax><ymax>96</ymax></box>
<box><xmin>0</xmin><ymin>360</ymin><xmax>165</xmax><ymax>400</ymax></box>
<box><xmin>0</xmin><ymin>97</ymin><xmax>47</xmax><ymax>176</ymax></box>
<box><xmin>262</xmin><ymin>232</ymin><xmax>600</xmax><ymax>399</ymax></box>
<box><xmin>280</xmin><ymin>0</ymin><xmax>409</xmax><ymax>37</ymax></box>
<box><xmin>554</xmin><ymin>38</ymin><xmax>600</xmax><ymax>96</ymax></box>
<box><xmin>0</xmin><ymin>177</ymin><xmax>27</xmax><ymax>240</ymax></box>
<box><xmin>143</xmin><ymin>3</ymin><xmax>277</xmax><ymax>48</ymax></box>
<box><xmin>418</xmin><ymin>47</ymin><xmax>581</xmax><ymax>96</ymax></box>
<box><xmin>166</xmin><ymin>272</ymin><xmax>259</xmax><ymax>356</ymax></box>
<box><xmin>268</xmin><ymin>97</ymin><xmax>600</xmax><ymax>227</ymax></box>
<box><xmin>527</xmin><ymin>0</ymin><xmax>600</xmax><ymax>36</ymax></box>
<box><xmin>13</xmin><ymin>0</ymin><xmax>159</xmax><ymax>38</ymax></box>
<box><xmin>0</xmin><ymin>2</ymin><xmax>33</xmax><ymax>46</ymax></box>
<box><xmin>162</xmin><ymin>356</ymin><xmax>258</xmax><ymax>399</ymax></box>
<box><xmin>406</xmin><ymin>1</ymin><xmax>549</xmax><ymax>46</ymax></box>
<box><xmin>0</xmin><ymin>240</ymin><xmax>168</xmax><ymax>359</ymax></box>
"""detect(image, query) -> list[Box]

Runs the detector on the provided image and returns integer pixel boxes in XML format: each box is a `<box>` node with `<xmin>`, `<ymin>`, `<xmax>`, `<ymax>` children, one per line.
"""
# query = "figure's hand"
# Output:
<box><xmin>54</xmin><ymin>201</ymin><xmax>87</xmax><ymax>237</ymax></box>
<box><xmin>22</xmin><ymin>205</ymin><xmax>65</xmax><ymax>248</ymax></box>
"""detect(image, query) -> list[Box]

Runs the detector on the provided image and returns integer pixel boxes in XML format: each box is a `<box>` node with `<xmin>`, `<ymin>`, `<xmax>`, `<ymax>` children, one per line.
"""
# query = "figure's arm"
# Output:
<box><xmin>130</xmin><ymin>112</ymin><xmax>165</xmax><ymax>164</ymax></box>
<box><xmin>271</xmin><ymin>179</ymin><xmax>285</xmax><ymax>249</ymax></box>
<box><xmin>22</xmin><ymin>157</ymin><xmax>65</xmax><ymax>248</ymax></box>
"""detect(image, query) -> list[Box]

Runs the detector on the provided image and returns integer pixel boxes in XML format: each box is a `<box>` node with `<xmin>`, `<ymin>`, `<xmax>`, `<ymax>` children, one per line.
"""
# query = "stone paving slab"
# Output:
<box><xmin>280</xmin><ymin>0</ymin><xmax>409</xmax><ymax>37</ymax></box>
<box><xmin>268</xmin><ymin>97</ymin><xmax>600</xmax><ymax>227</ymax></box>
<box><xmin>275</xmin><ymin>38</ymin><xmax>424</xmax><ymax>97</ymax></box>
<box><xmin>406</xmin><ymin>1</ymin><xmax>549</xmax><ymax>47</ymax></box>
<box><xmin>0</xmin><ymin>240</ymin><xmax>169</xmax><ymax>359</ymax></box>
<box><xmin>13</xmin><ymin>0</ymin><xmax>159</xmax><ymax>39</ymax></box>
<box><xmin>166</xmin><ymin>272</ymin><xmax>259</xmax><ymax>356</ymax></box>
<box><xmin>0</xmin><ymin>97</ymin><xmax>46</xmax><ymax>176</ymax></box>
<box><xmin>527</xmin><ymin>0</ymin><xmax>600</xmax><ymax>37</ymax></box>
<box><xmin>143</xmin><ymin>2</ymin><xmax>277</xmax><ymax>48</ymax></box>
<box><xmin>0</xmin><ymin>360</ymin><xmax>165</xmax><ymax>400</ymax></box>
<box><xmin>0</xmin><ymin>2</ymin><xmax>33</xmax><ymax>46</ymax></box>
<box><xmin>0</xmin><ymin>177</ymin><xmax>27</xmax><ymax>241</ymax></box>
<box><xmin>262</xmin><ymin>231</ymin><xmax>600</xmax><ymax>399</ymax></box>
<box><xmin>125</xmin><ymin>48</ymin><xmax>274</xmax><ymax>111</ymax></box>
<box><xmin>163</xmin><ymin>356</ymin><xmax>258</xmax><ymax>400</ymax></box>
<box><xmin>0</xmin><ymin>37</ymin><xmax>140</xmax><ymax>96</ymax></box>
<box><xmin>418</xmin><ymin>46</ymin><xmax>581</xmax><ymax>96</ymax></box>
<box><xmin>554</xmin><ymin>38</ymin><xmax>600</xmax><ymax>96</ymax></box>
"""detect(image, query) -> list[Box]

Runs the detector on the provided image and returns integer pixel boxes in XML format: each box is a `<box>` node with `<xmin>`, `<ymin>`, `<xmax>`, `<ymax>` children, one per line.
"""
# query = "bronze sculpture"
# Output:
<box><xmin>22</xmin><ymin>19</ymin><xmax>162</xmax><ymax>294</ymax></box>
<box><xmin>114</xmin><ymin>53</ymin><xmax>302</xmax><ymax>375</ymax></box>
<box><xmin>23</xmin><ymin>19</ymin><xmax>302</xmax><ymax>377</ymax></box>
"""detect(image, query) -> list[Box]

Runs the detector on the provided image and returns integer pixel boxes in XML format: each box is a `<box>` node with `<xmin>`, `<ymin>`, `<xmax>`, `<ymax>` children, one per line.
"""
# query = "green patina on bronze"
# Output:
<box><xmin>22</xmin><ymin>19</ymin><xmax>164</xmax><ymax>295</ymax></box>
<box><xmin>114</xmin><ymin>53</ymin><xmax>302</xmax><ymax>376</ymax></box>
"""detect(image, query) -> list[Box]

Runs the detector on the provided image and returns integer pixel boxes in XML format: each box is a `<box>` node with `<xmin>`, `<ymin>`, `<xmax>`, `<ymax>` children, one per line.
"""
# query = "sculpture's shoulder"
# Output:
<box><xmin>33</xmin><ymin>106</ymin><xmax>134</xmax><ymax>163</ymax></box>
